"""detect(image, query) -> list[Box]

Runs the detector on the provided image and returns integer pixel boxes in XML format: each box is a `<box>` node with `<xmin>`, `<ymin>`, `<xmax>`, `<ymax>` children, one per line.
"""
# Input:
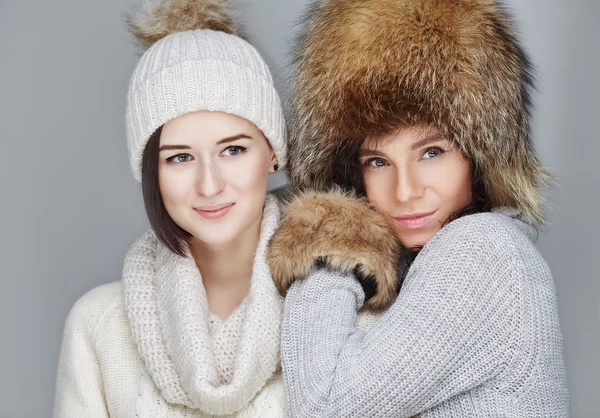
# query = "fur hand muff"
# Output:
<box><xmin>267</xmin><ymin>189</ymin><xmax>400</xmax><ymax>312</ymax></box>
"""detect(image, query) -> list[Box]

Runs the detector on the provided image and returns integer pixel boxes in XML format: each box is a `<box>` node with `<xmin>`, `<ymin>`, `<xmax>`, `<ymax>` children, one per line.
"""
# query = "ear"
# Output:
<box><xmin>268</xmin><ymin>148</ymin><xmax>279</xmax><ymax>173</ymax></box>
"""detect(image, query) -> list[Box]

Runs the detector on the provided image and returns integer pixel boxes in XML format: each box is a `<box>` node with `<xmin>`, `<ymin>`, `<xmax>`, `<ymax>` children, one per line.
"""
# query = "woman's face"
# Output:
<box><xmin>359</xmin><ymin>126</ymin><xmax>472</xmax><ymax>249</ymax></box>
<box><xmin>158</xmin><ymin>111</ymin><xmax>277</xmax><ymax>247</ymax></box>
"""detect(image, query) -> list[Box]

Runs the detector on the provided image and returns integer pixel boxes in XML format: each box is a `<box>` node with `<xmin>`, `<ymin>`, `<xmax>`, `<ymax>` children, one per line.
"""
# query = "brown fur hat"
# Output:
<box><xmin>288</xmin><ymin>0</ymin><xmax>549</xmax><ymax>223</ymax></box>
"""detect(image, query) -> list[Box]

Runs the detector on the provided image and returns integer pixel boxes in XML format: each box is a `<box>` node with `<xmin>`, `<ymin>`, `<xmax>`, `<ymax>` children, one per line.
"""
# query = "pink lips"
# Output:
<box><xmin>194</xmin><ymin>203</ymin><xmax>234</xmax><ymax>220</ymax></box>
<box><xmin>393</xmin><ymin>211</ymin><xmax>436</xmax><ymax>230</ymax></box>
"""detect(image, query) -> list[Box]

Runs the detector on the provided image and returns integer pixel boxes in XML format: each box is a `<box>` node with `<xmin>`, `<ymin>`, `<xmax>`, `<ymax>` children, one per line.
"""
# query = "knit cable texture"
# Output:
<box><xmin>124</xmin><ymin>195</ymin><xmax>283</xmax><ymax>415</ymax></box>
<box><xmin>126</xmin><ymin>29</ymin><xmax>287</xmax><ymax>182</ymax></box>
<box><xmin>281</xmin><ymin>211</ymin><xmax>569</xmax><ymax>417</ymax></box>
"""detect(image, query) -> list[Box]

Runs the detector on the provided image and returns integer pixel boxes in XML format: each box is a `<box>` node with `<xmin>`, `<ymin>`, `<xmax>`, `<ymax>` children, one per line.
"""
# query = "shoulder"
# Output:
<box><xmin>64</xmin><ymin>281</ymin><xmax>125</xmax><ymax>341</ymax></box>
<box><xmin>413</xmin><ymin>211</ymin><xmax>550</xmax><ymax>286</ymax></box>
<box><xmin>444</xmin><ymin>211</ymin><xmax>533</xmax><ymax>240</ymax></box>
<box><xmin>424</xmin><ymin>211</ymin><xmax>537</xmax><ymax>259</ymax></box>
<box><xmin>415</xmin><ymin>212</ymin><xmax>553</xmax><ymax>292</ymax></box>
<box><xmin>70</xmin><ymin>281</ymin><xmax>124</xmax><ymax>318</ymax></box>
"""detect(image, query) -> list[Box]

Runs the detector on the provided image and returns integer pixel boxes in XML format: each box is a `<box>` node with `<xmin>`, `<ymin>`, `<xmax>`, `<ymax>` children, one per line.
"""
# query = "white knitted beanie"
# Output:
<box><xmin>125</xmin><ymin>0</ymin><xmax>286</xmax><ymax>182</ymax></box>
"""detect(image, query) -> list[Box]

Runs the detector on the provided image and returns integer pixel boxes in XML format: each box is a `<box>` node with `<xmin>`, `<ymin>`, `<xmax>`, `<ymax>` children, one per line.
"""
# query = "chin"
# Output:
<box><xmin>398</xmin><ymin>231</ymin><xmax>435</xmax><ymax>250</ymax></box>
<box><xmin>189</xmin><ymin>223</ymin><xmax>240</xmax><ymax>247</ymax></box>
<box><xmin>401</xmin><ymin>241</ymin><xmax>426</xmax><ymax>250</ymax></box>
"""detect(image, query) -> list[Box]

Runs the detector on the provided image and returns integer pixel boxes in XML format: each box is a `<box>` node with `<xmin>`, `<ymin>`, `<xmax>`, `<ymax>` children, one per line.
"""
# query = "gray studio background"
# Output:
<box><xmin>1</xmin><ymin>0</ymin><xmax>598</xmax><ymax>417</ymax></box>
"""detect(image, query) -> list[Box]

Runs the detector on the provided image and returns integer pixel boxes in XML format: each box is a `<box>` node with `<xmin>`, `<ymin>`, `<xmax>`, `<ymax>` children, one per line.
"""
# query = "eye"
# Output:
<box><xmin>421</xmin><ymin>147</ymin><xmax>445</xmax><ymax>160</ymax></box>
<box><xmin>363</xmin><ymin>157</ymin><xmax>389</xmax><ymax>168</ymax></box>
<box><xmin>221</xmin><ymin>146</ymin><xmax>247</xmax><ymax>157</ymax></box>
<box><xmin>167</xmin><ymin>153</ymin><xmax>192</xmax><ymax>163</ymax></box>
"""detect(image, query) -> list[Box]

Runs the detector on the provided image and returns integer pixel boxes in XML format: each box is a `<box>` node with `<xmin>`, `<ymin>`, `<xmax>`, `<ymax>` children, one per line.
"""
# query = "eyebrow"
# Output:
<box><xmin>358</xmin><ymin>133</ymin><xmax>444</xmax><ymax>156</ymax></box>
<box><xmin>159</xmin><ymin>134</ymin><xmax>253</xmax><ymax>152</ymax></box>
<box><xmin>410</xmin><ymin>133</ymin><xmax>445</xmax><ymax>150</ymax></box>
<box><xmin>357</xmin><ymin>148</ymin><xmax>387</xmax><ymax>158</ymax></box>
<box><xmin>159</xmin><ymin>144</ymin><xmax>192</xmax><ymax>152</ymax></box>
<box><xmin>216</xmin><ymin>133</ymin><xmax>253</xmax><ymax>145</ymax></box>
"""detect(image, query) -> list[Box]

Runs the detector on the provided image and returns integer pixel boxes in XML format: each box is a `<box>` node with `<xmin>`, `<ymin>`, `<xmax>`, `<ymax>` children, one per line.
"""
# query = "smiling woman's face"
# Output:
<box><xmin>158</xmin><ymin>110</ymin><xmax>277</xmax><ymax>248</ymax></box>
<box><xmin>359</xmin><ymin>126</ymin><xmax>472</xmax><ymax>249</ymax></box>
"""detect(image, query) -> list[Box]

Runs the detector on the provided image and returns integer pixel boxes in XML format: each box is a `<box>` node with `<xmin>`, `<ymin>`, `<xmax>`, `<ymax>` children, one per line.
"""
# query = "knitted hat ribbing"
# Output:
<box><xmin>126</xmin><ymin>0</ymin><xmax>286</xmax><ymax>182</ymax></box>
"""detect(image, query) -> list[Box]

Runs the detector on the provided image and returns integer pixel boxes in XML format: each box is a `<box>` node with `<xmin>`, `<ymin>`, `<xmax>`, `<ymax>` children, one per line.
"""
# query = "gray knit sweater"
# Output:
<box><xmin>281</xmin><ymin>212</ymin><xmax>569</xmax><ymax>417</ymax></box>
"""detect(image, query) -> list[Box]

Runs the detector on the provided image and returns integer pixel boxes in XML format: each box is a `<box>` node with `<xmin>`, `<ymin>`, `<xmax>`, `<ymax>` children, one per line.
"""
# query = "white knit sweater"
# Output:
<box><xmin>54</xmin><ymin>196</ymin><xmax>285</xmax><ymax>418</ymax></box>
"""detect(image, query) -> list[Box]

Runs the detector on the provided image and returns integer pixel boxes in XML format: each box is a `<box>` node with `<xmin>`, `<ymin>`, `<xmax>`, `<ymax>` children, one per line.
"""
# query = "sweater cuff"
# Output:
<box><xmin>288</xmin><ymin>267</ymin><xmax>366</xmax><ymax>311</ymax></box>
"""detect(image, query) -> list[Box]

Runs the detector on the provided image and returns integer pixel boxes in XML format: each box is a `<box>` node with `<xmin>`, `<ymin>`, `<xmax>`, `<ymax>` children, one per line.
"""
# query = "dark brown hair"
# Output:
<box><xmin>141</xmin><ymin>127</ymin><xmax>190</xmax><ymax>256</ymax></box>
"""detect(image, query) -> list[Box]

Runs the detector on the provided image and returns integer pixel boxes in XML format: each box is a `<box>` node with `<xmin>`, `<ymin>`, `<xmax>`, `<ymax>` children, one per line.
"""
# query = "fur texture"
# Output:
<box><xmin>267</xmin><ymin>189</ymin><xmax>400</xmax><ymax>312</ymax></box>
<box><xmin>127</xmin><ymin>0</ymin><xmax>237</xmax><ymax>49</ymax></box>
<box><xmin>288</xmin><ymin>0</ymin><xmax>549</xmax><ymax>223</ymax></box>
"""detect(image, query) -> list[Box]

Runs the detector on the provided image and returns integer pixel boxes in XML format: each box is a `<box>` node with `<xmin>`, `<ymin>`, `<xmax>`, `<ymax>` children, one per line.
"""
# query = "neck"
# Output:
<box><xmin>189</xmin><ymin>216</ymin><xmax>263</xmax><ymax>319</ymax></box>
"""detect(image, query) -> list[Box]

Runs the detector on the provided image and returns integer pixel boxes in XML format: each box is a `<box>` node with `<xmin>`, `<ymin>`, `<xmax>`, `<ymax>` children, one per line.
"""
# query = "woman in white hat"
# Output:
<box><xmin>54</xmin><ymin>0</ymin><xmax>287</xmax><ymax>416</ymax></box>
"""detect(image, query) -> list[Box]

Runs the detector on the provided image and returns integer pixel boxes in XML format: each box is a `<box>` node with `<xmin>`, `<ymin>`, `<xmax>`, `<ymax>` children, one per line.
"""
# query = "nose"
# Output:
<box><xmin>195</xmin><ymin>161</ymin><xmax>225</xmax><ymax>198</ymax></box>
<box><xmin>395</xmin><ymin>164</ymin><xmax>423</xmax><ymax>203</ymax></box>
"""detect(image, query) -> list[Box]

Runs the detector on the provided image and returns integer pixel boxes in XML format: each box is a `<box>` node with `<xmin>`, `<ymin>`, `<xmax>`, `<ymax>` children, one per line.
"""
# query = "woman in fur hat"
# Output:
<box><xmin>54</xmin><ymin>1</ymin><xmax>288</xmax><ymax>416</ymax></box>
<box><xmin>268</xmin><ymin>0</ymin><xmax>569</xmax><ymax>416</ymax></box>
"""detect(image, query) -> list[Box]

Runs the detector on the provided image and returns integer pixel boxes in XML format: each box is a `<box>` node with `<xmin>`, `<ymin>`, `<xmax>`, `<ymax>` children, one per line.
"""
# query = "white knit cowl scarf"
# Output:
<box><xmin>123</xmin><ymin>195</ymin><xmax>283</xmax><ymax>415</ymax></box>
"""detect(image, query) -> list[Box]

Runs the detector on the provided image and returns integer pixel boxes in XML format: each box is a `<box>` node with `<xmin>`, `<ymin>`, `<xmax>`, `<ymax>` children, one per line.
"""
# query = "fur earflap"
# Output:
<box><xmin>288</xmin><ymin>0</ymin><xmax>549</xmax><ymax>223</ymax></box>
<box><xmin>127</xmin><ymin>0</ymin><xmax>237</xmax><ymax>49</ymax></box>
<box><xmin>267</xmin><ymin>188</ymin><xmax>400</xmax><ymax>312</ymax></box>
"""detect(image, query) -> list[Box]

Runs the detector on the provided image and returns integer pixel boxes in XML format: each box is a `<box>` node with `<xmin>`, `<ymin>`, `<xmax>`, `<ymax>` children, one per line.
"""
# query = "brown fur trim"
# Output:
<box><xmin>267</xmin><ymin>189</ymin><xmax>400</xmax><ymax>312</ymax></box>
<box><xmin>288</xmin><ymin>0</ymin><xmax>549</xmax><ymax>223</ymax></box>
<box><xmin>127</xmin><ymin>0</ymin><xmax>237</xmax><ymax>49</ymax></box>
